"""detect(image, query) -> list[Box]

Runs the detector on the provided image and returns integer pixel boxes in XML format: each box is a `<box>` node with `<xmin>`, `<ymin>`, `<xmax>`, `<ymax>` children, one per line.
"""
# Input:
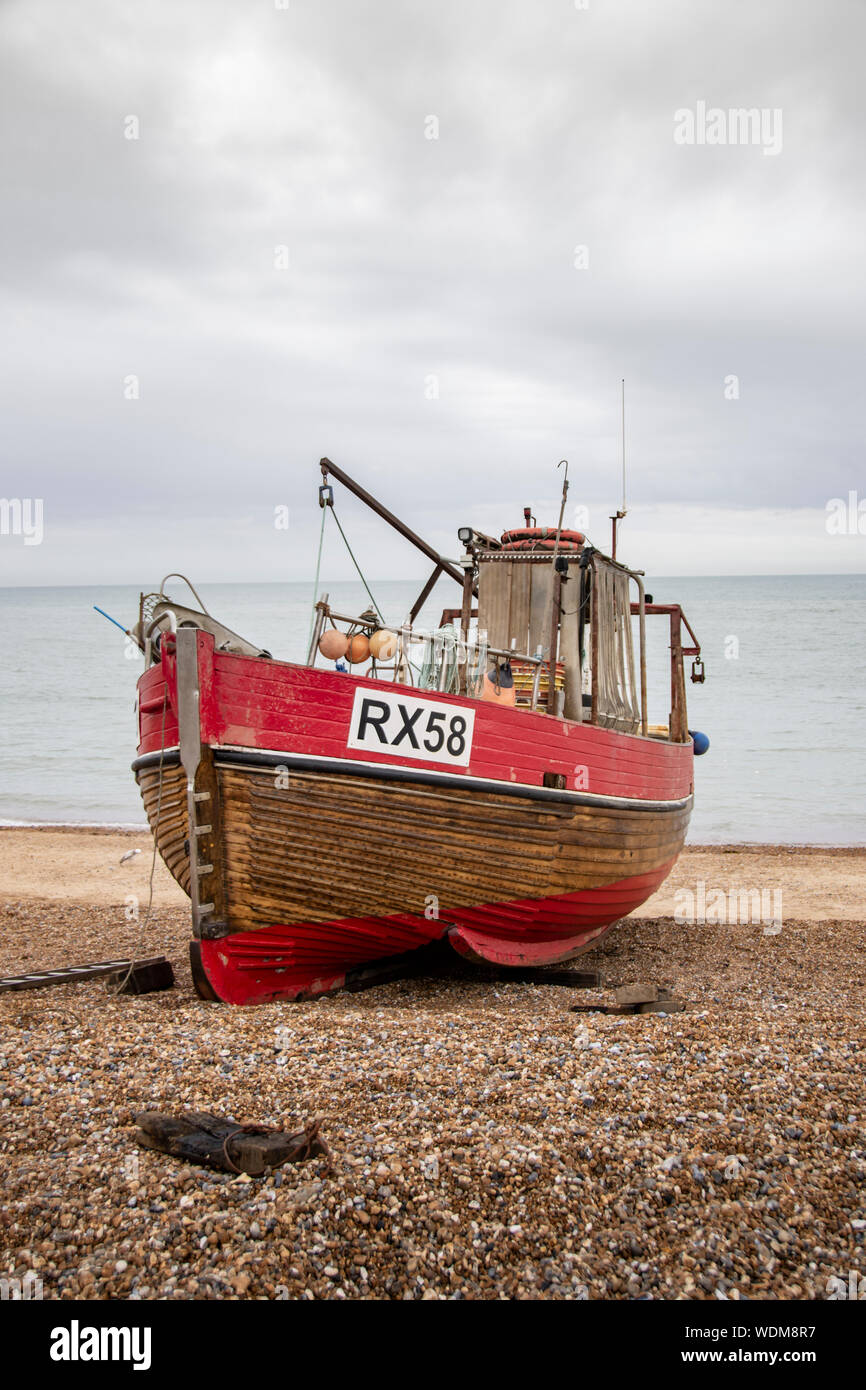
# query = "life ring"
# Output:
<box><xmin>500</xmin><ymin>527</ymin><xmax>585</xmax><ymax>551</ymax></box>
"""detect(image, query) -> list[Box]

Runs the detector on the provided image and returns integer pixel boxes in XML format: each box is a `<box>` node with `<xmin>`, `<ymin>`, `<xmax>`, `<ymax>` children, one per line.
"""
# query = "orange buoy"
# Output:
<box><xmin>346</xmin><ymin>633</ymin><xmax>371</xmax><ymax>664</ymax></box>
<box><xmin>369</xmin><ymin>629</ymin><xmax>398</xmax><ymax>660</ymax></box>
<box><xmin>318</xmin><ymin>628</ymin><xmax>349</xmax><ymax>661</ymax></box>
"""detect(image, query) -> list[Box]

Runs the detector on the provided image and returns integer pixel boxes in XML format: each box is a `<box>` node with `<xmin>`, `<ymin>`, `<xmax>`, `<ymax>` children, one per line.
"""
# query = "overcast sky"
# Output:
<box><xmin>1</xmin><ymin>0</ymin><xmax>864</xmax><ymax>586</ymax></box>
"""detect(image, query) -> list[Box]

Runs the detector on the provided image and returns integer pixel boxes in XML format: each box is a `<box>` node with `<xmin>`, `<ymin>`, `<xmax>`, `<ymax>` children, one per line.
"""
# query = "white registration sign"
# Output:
<box><xmin>346</xmin><ymin>687</ymin><xmax>475</xmax><ymax>767</ymax></box>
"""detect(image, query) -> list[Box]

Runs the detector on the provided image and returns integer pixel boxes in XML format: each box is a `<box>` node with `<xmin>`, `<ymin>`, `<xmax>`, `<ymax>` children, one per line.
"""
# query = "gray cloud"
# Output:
<box><xmin>1</xmin><ymin>0</ymin><xmax>864</xmax><ymax>582</ymax></box>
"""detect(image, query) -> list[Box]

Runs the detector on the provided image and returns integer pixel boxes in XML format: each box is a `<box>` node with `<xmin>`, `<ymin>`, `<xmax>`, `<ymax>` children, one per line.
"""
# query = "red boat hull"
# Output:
<box><xmin>135</xmin><ymin>635</ymin><xmax>693</xmax><ymax>1003</ymax></box>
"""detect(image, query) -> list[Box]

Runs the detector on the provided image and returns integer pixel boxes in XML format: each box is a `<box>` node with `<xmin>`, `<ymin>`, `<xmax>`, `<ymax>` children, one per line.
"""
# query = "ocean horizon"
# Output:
<box><xmin>1</xmin><ymin>573</ymin><xmax>864</xmax><ymax>845</ymax></box>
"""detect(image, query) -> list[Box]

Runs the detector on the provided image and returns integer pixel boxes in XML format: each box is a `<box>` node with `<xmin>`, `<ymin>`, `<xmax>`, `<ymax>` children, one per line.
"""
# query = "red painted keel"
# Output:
<box><xmin>194</xmin><ymin>860</ymin><xmax>675</xmax><ymax>1004</ymax></box>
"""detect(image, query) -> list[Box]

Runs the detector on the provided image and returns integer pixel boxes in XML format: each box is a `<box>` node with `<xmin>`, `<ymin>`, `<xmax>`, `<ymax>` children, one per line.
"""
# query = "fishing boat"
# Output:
<box><xmin>128</xmin><ymin>458</ymin><xmax>707</xmax><ymax>1004</ymax></box>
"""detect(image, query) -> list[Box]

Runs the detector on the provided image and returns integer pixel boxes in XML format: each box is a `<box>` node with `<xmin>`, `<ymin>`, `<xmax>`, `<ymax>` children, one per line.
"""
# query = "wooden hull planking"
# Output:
<box><xmin>137</xmin><ymin>736</ymin><xmax>690</xmax><ymax>1003</ymax></box>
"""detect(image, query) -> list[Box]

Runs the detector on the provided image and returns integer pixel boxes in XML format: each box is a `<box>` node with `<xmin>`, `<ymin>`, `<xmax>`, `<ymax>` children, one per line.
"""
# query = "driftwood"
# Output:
<box><xmin>615</xmin><ymin>982</ymin><xmax>659</xmax><ymax>1005</ymax></box>
<box><xmin>107</xmin><ymin>960</ymin><xmax>175</xmax><ymax>995</ymax></box>
<box><xmin>571</xmin><ymin>987</ymin><xmax>685</xmax><ymax>1017</ymax></box>
<box><xmin>133</xmin><ymin>1110</ymin><xmax>330</xmax><ymax>1176</ymax></box>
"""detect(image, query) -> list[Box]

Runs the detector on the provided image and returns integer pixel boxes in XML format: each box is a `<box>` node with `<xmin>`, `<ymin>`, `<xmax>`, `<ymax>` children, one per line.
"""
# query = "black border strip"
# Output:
<box><xmin>132</xmin><ymin>746</ymin><xmax>692</xmax><ymax>815</ymax></box>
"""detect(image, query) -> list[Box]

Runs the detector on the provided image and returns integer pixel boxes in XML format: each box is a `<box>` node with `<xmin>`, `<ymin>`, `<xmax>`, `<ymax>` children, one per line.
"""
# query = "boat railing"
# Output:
<box><xmin>307</xmin><ymin>597</ymin><xmax>553</xmax><ymax>710</ymax></box>
<box><xmin>585</xmin><ymin>559</ymin><xmax>704</xmax><ymax>743</ymax></box>
<box><xmin>143</xmin><ymin>609</ymin><xmax>177</xmax><ymax>667</ymax></box>
<box><xmin>308</xmin><ymin>589</ymin><xmax>702</xmax><ymax>738</ymax></box>
<box><xmin>628</xmin><ymin>601</ymin><xmax>703</xmax><ymax>743</ymax></box>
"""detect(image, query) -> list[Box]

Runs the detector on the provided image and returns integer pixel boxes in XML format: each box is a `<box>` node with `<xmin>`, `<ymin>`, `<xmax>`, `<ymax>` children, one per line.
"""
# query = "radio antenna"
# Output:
<box><xmin>621</xmin><ymin>377</ymin><xmax>627</xmax><ymax>513</ymax></box>
<box><xmin>610</xmin><ymin>378</ymin><xmax>628</xmax><ymax>560</ymax></box>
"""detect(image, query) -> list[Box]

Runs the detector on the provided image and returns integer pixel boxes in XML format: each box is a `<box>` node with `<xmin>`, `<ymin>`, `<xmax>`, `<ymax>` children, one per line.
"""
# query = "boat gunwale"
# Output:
<box><xmin>132</xmin><ymin>745</ymin><xmax>694</xmax><ymax>815</ymax></box>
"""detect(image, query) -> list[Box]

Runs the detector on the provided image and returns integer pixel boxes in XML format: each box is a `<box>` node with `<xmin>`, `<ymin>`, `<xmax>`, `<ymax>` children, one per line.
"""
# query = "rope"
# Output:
<box><xmin>306</xmin><ymin>502</ymin><xmax>328</xmax><ymax>650</ymax></box>
<box><xmin>466</xmin><ymin>629</ymin><xmax>487</xmax><ymax>696</ymax></box>
<box><xmin>106</xmin><ymin>685</ymin><xmax>168</xmax><ymax>996</ymax></box>
<box><xmin>413</xmin><ymin>624</ymin><xmax>486</xmax><ymax>694</ymax></box>
<box><xmin>306</xmin><ymin>500</ymin><xmax>384</xmax><ymax>652</ymax></box>
<box><xmin>220</xmin><ymin>1121</ymin><xmax>280</xmax><ymax>1174</ymax></box>
<box><xmin>220</xmin><ymin>1118</ymin><xmax>332</xmax><ymax>1173</ymax></box>
<box><xmin>328</xmin><ymin>506</ymin><xmax>383</xmax><ymax>623</ymax></box>
<box><xmin>417</xmin><ymin>626</ymin><xmax>460</xmax><ymax>692</ymax></box>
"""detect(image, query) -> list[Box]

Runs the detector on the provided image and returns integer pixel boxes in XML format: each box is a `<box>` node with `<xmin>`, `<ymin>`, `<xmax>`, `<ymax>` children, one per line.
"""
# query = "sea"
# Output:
<box><xmin>0</xmin><ymin>574</ymin><xmax>864</xmax><ymax>845</ymax></box>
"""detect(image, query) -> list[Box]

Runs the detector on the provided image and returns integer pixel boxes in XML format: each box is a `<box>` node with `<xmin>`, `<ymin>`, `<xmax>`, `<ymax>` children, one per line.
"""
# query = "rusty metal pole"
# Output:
<box><xmin>670</xmin><ymin>606</ymin><xmax>685</xmax><ymax>741</ymax></box>
<box><xmin>590</xmin><ymin>559</ymin><xmax>599</xmax><ymax>725</ymax></box>
<box><xmin>675</xmin><ymin>613</ymin><xmax>689</xmax><ymax>741</ymax></box>
<box><xmin>408</xmin><ymin>564</ymin><xmax>444</xmax><ymax>623</ymax></box>
<box><xmin>634</xmin><ymin>576</ymin><xmax>647</xmax><ymax>736</ymax></box>
<box><xmin>546</xmin><ymin>569</ymin><xmax>562</xmax><ymax>712</ymax></box>
<box><xmin>459</xmin><ymin>559</ymin><xmax>474</xmax><ymax>694</ymax></box>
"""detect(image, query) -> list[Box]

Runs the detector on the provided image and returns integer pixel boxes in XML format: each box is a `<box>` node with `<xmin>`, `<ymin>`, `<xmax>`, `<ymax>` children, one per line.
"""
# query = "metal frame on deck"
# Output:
<box><xmin>628</xmin><ymin>602</ymin><xmax>704</xmax><ymax>743</ymax></box>
<box><xmin>310</xmin><ymin>458</ymin><xmax>703</xmax><ymax>743</ymax></box>
<box><xmin>319</xmin><ymin>458</ymin><xmax>475</xmax><ymax>623</ymax></box>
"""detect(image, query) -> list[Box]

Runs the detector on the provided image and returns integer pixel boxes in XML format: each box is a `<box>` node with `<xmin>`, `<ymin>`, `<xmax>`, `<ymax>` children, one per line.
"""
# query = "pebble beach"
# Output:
<box><xmin>1</xmin><ymin>830</ymin><xmax>864</xmax><ymax>1301</ymax></box>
